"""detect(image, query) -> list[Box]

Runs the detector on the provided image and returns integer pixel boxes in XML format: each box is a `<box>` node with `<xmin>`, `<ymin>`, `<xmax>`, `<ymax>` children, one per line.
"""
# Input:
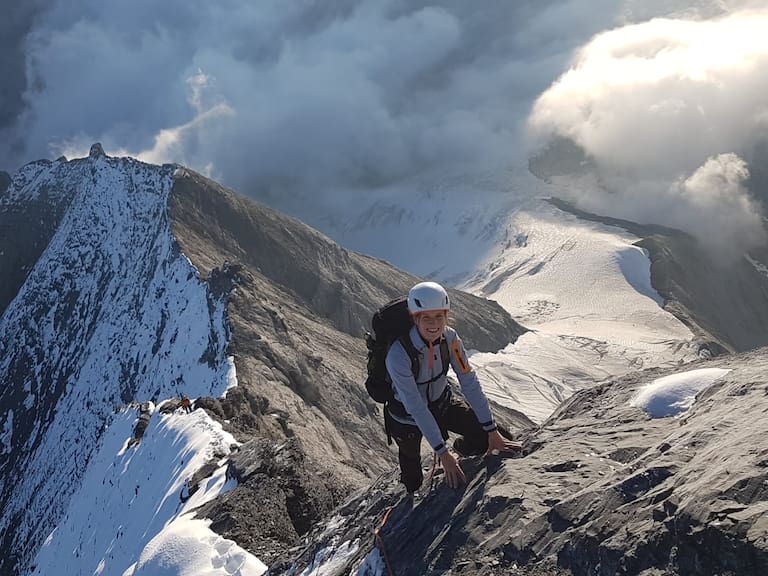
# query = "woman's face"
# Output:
<box><xmin>414</xmin><ymin>311</ymin><xmax>447</xmax><ymax>342</ymax></box>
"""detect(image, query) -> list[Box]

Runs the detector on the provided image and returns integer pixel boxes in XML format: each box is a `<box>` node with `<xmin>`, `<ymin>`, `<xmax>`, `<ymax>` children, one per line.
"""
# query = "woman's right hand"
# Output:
<box><xmin>439</xmin><ymin>451</ymin><xmax>467</xmax><ymax>488</ymax></box>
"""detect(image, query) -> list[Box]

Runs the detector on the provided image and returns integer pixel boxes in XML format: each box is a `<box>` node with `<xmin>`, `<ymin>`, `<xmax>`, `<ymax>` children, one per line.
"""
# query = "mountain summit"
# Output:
<box><xmin>0</xmin><ymin>150</ymin><xmax>523</xmax><ymax>576</ymax></box>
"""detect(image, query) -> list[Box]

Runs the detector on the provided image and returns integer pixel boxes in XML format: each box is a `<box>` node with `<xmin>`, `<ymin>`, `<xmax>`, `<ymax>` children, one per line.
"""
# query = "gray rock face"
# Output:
<box><xmin>272</xmin><ymin>349</ymin><xmax>768</xmax><ymax>576</ymax></box>
<box><xmin>169</xmin><ymin>169</ymin><xmax>526</xmax><ymax>351</ymax></box>
<box><xmin>198</xmin><ymin>438</ymin><xmax>347</xmax><ymax>566</ymax></box>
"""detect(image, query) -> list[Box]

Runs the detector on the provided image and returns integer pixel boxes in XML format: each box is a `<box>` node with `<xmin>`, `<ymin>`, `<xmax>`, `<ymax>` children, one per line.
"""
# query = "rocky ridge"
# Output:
<box><xmin>272</xmin><ymin>348</ymin><xmax>768</xmax><ymax>576</ymax></box>
<box><xmin>3</xmin><ymin>146</ymin><xmax>767</xmax><ymax>575</ymax></box>
<box><xmin>0</xmin><ymin>152</ymin><xmax>526</xmax><ymax>574</ymax></box>
<box><xmin>166</xmin><ymin>168</ymin><xmax>529</xmax><ymax>563</ymax></box>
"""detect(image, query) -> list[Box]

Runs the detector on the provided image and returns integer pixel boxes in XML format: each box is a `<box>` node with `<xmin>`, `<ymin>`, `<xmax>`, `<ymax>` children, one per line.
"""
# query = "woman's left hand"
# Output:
<box><xmin>486</xmin><ymin>429</ymin><xmax>522</xmax><ymax>455</ymax></box>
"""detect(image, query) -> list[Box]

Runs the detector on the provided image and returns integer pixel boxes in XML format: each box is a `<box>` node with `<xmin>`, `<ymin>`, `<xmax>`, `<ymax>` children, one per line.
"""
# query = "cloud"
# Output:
<box><xmin>528</xmin><ymin>8</ymin><xmax>768</xmax><ymax>255</ymax></box>
<box><xmin>0</xmin><ymin>0</ymin><xmax>619</xmax><ymax>195</ymax></box>
<box><xmin>0</xmin><ymin>1</ymin><xmax>54</xmax><ymax>150</ymax></box>
<box><xmin>4</xmin><ymin>0</ymin><xmax>766</xmax><ymax>258</ymax></box>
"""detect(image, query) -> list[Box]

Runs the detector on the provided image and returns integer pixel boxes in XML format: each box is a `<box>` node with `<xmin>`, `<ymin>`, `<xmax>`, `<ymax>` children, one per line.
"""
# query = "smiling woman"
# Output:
<box><xmin>384</xmin><ymin>281</ymin><xmax>521</xmax><ymax>493</ymax></box>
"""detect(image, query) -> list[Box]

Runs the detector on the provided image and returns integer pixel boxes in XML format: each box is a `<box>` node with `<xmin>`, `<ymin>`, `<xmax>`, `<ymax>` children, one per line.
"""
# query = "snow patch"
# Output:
<box><xmin>32</xmin><ymin>401</ymin><xmax>261</xmax><ymax>576</ymax></box>
<box><xmin>630</xmin><ymin>368</ymin><xmax>731</xmax><ymax>418</ymax></box>
<box><xmin>125</xmin><ymin>515</ymin><xmax>267</xmax><ymax>576</ymax></box>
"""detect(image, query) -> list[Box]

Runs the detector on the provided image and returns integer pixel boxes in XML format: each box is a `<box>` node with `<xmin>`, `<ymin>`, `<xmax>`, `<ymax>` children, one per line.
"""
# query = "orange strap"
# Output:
<box><xmin>451</xmin><ymin>339</ymin><xmax>471</xmax><ymax>374</ymax></box>
<box><xmin>373</xmin><ymin>507</ymin><xmax>396</xmax><ymax>576</ymax></box>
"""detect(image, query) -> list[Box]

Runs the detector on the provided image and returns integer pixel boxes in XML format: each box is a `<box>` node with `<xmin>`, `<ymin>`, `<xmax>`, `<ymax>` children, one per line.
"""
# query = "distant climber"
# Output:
<box><xmin>180</xmin><ymin>396</ymin><xmax>193</xmax><ymax>414</ymax></box>
<box><xmin>380</xmin><ymin>282</ymin><xmax>521</xmax><ymax>494</ymax></box>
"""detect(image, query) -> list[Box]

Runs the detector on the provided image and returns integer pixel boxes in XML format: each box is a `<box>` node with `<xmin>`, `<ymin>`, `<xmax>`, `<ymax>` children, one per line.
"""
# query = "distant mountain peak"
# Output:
<box><xmin>89</xmin><ymin>142</ymin><xmax>106</xmax><ymax>158</ymax></box>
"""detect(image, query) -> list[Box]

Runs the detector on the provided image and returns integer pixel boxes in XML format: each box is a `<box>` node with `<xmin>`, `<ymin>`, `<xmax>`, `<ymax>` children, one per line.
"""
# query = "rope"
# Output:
<box><xmin>373</xmin><ymin>506</ymin><xmax>396</xmax><ymax>576</ymax></box>
<box><xmin>374</xmin><ymin>453</ymin><xmax>440</xmax><ymax>575</ymax></box>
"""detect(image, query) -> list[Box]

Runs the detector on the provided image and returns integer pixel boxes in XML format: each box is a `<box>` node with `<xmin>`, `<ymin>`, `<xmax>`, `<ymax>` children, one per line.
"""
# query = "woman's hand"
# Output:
<box><xmin>487</xmin><ymin>429</ymin><xmax>522</xmax><ymax>455</ymax></box>
<box><xmin>439</xmin><ymin>451</ymin><xmax>467</xmax><ymax>488</ymax></box>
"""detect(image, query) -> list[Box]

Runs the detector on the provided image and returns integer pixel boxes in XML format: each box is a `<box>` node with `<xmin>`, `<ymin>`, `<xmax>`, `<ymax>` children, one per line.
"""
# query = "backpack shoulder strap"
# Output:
<box><xmin>439</xmin><ymin>338</ymin><xmax>450</xmax><ymax>377</ymax></box>
<box><xmin>396</xmin><ymin>333</ymin><xmax>420</xmax><ymax>381</ymax></box>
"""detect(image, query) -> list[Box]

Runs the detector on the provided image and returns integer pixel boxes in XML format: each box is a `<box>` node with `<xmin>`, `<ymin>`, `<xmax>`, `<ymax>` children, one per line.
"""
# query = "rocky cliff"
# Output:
<box><xmin>272</xmin><ymin>348</ymin><xmax>768</xmax><ymax>575</ymax></box>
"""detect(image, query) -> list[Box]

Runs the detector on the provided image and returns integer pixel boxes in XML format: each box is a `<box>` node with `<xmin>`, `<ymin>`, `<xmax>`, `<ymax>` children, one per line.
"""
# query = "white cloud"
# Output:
<box><xmin>4</xmin><ymin>0</ymin><xmax>767</xmax><ymax>251</ymax></box>
<box><xmin>528</xmin><ymin>9</ymin><xmax>768</xmax><ymax>254</ymax></box>
<box><xmin>3</xmin><ymin>0</ymin><xmax>620</xmax><ymax>194</ymax></box>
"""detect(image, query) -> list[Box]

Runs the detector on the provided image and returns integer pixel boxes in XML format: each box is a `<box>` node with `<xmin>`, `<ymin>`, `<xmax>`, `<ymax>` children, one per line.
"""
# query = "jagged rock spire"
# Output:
<box><xmin>89</xmin><ymin>143</ymin><xmax>106</xmax><ymax>158</ymax></box>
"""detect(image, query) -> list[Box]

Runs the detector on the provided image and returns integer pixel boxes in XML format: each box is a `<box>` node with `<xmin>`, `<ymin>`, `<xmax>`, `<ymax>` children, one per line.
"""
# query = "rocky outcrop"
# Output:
<box><xmin>198</xmin><ymin>438</ymin><xmax>348</xmax><ymax>566</ymax></box>
<box><xmin>126</xmin><ymin>402</ymin><xmax>152</xmax><ymax>448</ymax></box>
<box><xmin>89</xmin><ymin>142</ymin><xmax>105</xmax><ymax>158</ymax></box>
<box><xmin>272</xmin><ymin>348</ymin><xmax>768</xmax><ymax>576</ymax></box>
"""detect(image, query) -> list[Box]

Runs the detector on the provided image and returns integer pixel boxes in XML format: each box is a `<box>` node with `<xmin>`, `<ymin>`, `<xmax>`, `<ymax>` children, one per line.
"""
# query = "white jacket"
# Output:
<box><xmin>385</xmin><ymin>325</ymin><xmax>496</xmax><ymax>454</ymax></box>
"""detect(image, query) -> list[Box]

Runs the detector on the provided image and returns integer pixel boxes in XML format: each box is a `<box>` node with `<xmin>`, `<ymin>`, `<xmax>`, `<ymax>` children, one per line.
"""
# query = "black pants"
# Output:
<box><xmin>385</xmin><ymin>396</ymin><xmax>488</xmax><ymax>492</ymax></box>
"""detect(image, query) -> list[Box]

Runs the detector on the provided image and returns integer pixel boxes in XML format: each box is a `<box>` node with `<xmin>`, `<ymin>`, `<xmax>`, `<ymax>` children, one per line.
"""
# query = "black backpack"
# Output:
<box><xmin>364</xmin><ymin>297</ymin><xmax>450</xmax><ymax>403</ymax></box>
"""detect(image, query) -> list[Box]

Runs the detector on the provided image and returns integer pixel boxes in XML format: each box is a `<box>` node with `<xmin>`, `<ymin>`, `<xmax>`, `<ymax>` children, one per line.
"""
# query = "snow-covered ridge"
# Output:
<box><xmin>0</xmin><ymin>153</ymin><xmax>234</xmax><ymax>575</ymax></box>
<box><xmin>30</xmin><ymin>402</ymin><xmax>265</xmax><ymax>576</ymax></box>
<box><xmin>1</xmin><ymin>157</ymin><xmax>76</xmax><ymax>206</ymax></box>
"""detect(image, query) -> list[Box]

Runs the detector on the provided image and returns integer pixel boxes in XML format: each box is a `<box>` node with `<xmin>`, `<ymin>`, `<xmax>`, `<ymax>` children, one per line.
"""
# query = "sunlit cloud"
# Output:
<box><xmin>528</xmin><ymin>9</ymin><xmax>768</xmax><ymax>256</ymax></box>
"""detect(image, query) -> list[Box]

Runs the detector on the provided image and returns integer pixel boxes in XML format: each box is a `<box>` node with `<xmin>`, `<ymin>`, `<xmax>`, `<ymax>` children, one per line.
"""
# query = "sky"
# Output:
<box><xmin>2</xmin><ymin>1</ymin><xmax>768</xmax><ymax>255</ymax></box>
<box><xmin>528</xmin><ymin>7</ymin><xmax>768</xmax><ymax>257</ymax></box>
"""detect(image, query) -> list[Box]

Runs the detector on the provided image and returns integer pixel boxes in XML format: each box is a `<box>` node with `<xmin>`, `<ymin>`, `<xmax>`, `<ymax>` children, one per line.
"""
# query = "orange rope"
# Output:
<box><xmin>373</xmin><ymin>506</ymin><xmax>396</xmax><ymax>576</ymax></box>
<box><xmin>375</xmin><ymin>453</ymin><xmax>440</xmax><ymax>575</ymax></box>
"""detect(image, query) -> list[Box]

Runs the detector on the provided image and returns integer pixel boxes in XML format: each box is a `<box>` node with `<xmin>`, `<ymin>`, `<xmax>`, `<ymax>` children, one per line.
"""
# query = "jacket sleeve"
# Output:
<box><xmin>386</xmin><ymin>342</ymin><xmax>448</xmax><ymax>454</ymax></box>
<box><xmin>446</xmin><ymin>328</ymin><xmax>497</xmax><ymax>433</ymax></box>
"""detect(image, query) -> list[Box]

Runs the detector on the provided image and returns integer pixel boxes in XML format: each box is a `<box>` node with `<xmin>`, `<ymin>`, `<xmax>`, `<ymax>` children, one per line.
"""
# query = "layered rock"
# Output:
<box><xmin>272</xmin><ymin>348</ymin><xmax>768</xmax><ymax>575</ymax></box>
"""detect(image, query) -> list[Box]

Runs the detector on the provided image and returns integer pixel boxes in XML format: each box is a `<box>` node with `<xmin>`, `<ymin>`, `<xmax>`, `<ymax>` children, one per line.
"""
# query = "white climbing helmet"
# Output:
<box><xmin>407</xmin><ymin>281</ymin><xmax>450</xmax><ymax>314</ymax></box>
